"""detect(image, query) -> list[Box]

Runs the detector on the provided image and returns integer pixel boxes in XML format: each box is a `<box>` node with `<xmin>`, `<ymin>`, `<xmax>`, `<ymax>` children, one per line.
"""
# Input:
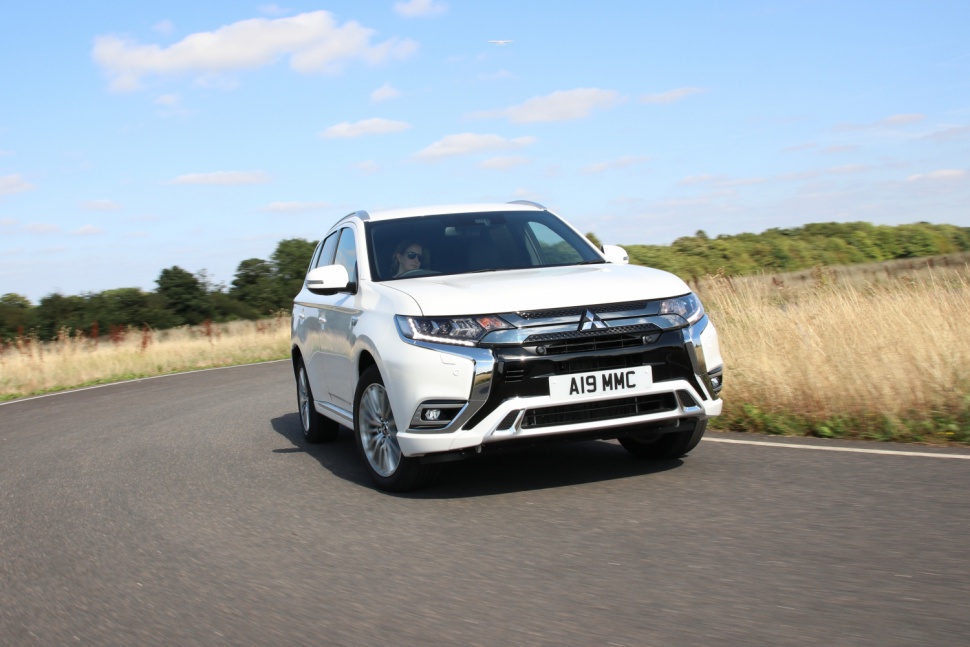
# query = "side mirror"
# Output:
<box><xmin>306</xmin><ymin>264</ymin><xmax>351</xmax><ymax>295</ymax></box>
<box><xmin>600</xmin><ymin>244</ymin><xmax>629</xmax><ymax>264</ymax></box>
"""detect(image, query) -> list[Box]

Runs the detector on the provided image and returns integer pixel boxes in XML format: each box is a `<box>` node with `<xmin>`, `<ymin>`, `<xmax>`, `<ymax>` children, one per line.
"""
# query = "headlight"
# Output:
<box><xmin>396</xmin><ymin>314</ymin><xmax>513</xmax><ymax>346</ymax></box>
<box><xmin>659</xmin><ymin>293</ymin><xmax>705</xmax><ymax>325</ymax></box>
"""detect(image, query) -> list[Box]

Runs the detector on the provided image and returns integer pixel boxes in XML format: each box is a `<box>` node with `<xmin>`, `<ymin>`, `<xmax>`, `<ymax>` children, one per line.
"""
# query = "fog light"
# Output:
<box><xmin>711</xmin><ymin>376</ymin><xmax>722</xmax><ymax>389</ymax></box>
<box><xmin>423</xmin><ymin>409</ymin><xmax>442</xmax><ymax>421</ymax></box>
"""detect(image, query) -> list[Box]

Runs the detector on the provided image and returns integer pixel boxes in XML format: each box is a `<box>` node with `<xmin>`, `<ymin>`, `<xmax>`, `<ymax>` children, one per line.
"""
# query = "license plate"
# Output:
<box><xmin>548</xmin><ymin>366</ymin><xmax>653</xmax><ymax>401</ymax></box>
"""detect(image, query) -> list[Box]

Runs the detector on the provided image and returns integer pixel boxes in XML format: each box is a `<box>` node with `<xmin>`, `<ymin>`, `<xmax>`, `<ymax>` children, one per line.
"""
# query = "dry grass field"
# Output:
<box><xmin>0</xmin><ymin>314</ymin><xmax>290</xmax><ymax>402</ymax></box>
<box><xmin>3</xmin><ymin>257</ymin><xmax>969</xmax><ymax>444</ymax></box>
<box><xmin>698</xmin><ymin>256</ymin><xmax>970</xmax><ymax>444</ymax></box>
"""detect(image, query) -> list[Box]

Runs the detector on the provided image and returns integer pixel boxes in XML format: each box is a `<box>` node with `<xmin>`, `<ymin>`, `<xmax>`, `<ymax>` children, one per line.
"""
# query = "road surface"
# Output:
<box><xmin>1</xmin><ymin>361</ymin><xmax>968</xmax><ymax>646</ymax></box>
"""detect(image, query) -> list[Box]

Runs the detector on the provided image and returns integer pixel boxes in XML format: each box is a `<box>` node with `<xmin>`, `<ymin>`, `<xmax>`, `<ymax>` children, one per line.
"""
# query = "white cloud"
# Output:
<box><xmin>479</xmin><ymin>156</ymin><xmax>529</xmax><ymax>170</ymax></box>
<box><xmin>0</xmin><ymin>150</ymin><xmax>13</xmax><ymax>157</ymax></box>
<box><xmin>82</xmin><ymin>199</ymin><xmax>122</xmax><ymax>211</ymax></box>
<box><xmin>25</xmin><ymin>223</ymin><xmax>61</xmax><ymax>234</ymax></box>
<box><xmin>353</xmin><ymin>160</ymin><xmax>380</xmax><ymax>175</ymax></box>
<box><xmin>882</xmin><ymin>114</ymin><xmax>925</xmax><ymax>126</ymax></box>
<box><xmin>73</xmin><ymin>225</ymin><xmax>105</xmax><ymax>236</ymax></box>
<box><xmin>470</xmin><ymin>88</ymin><xmax>623</xmax><ymax>123</ymax></box>
<box><xmin>320</xmin><ymin>118</ymin><xmax>411</xmax><ymax>138</ymax></box>
<box><xmin>906</xmin><ymin>169</ymin><xmax>967</xmax><ymax>182</ymax></box>
<box><xmin>258</xmin><ymin>4</ymin><xmax>291</xmax><ymax>16</ymax></box>
<box><xmin>155</xmin><ymin>93</ymin><xmax>190</xmax><ymax>117</ymax></box>
<box><xmin>718</xmin><ymin>176</ymin><xmax>767</xmax><ymax>186</ymax></box>
<box><xmin>92</xmin><ymin>11</ymin><xmax>418</xmax><ymax>91</ymax></box>
<box><xmin>0</xmin><ymin>174</ymin><xmax>35</xmax><ymax>196</ymax></box>
<box><xmin>167</xmin><ymin>171</ymin><xmax>270</xmax><ymax>185</ymax></box>
<box><xmin>394</xmin><ymin>0</ymin><xmax>448</xmax><ymax>17</ymax></box>
<box><xmin>835</xmin><ymin>113</ymin><xmax>927</xmax><ymax>132</ymax></box>
<box><xmin>581</xmin><ymin>156</ymin><xmax>647</xmax><ymax>174</ymax></box>
<box><xmin>640</xmin><ymin>87</ymin><xmax>707</xmax><ymax>104</ymax></box>
<box><xmin>1</xmin><ymin>217</ymin><xmax>16</xmax><ymax>226</ymax></box>
<box><xmin>826</xmin><ymin>165</ymin><xmax>869</xmax><ymax>175</ymax></box>
<box><xmin>822</xmin><ymin>144</ymin><xmax>860</xmax><ymax>154</ymax></box>
<box><xmin>261</xmin><ymin>201</ymin><xmax>331</xmax><ymax>212</ymax></box>
<box><xmin>370</xmin><ymin>82</ymin><xmax>402</xmax><ymax>102</ymax></box>
<box><xmin>923</xmin><ymin>125</ymin><xmax>970</xmax><ymax>143</ymax></box>
<box><xmin>679</xmin><ymin>173</ymin><xmax>765</xmax><ymax>186</ymax></box>
<box><xmin>413</xmin><ymin>133</ymin><xmax>537</xmax><ymax>161</ymax></box>
<box><xmin>152</xmin><ymin>20</ymin><xmax>175</xmax><ymax>35</ymax></box>
<box><xmin>679</xmin><ymin>174</ymin><xmax>726</xmax><ymax>185</ymax></box>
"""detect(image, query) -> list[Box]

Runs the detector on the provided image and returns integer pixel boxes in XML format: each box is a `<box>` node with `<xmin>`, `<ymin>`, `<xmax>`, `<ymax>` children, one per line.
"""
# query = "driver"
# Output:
<box><xmin>391</xmin><ymin>240</ymin><xmax>426</xmax><ymax>277</ymax></box>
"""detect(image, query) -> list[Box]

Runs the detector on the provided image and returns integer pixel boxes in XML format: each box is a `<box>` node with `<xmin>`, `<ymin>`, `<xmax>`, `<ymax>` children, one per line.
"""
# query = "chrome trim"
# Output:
<box><xmin>408</xmin><ymin>401</ymin><xmax>467</xmax><ymax>430</ymax></box>
<box><xmin>482</xmin><ymin>314</ymin><xmax>685</xmax><ymax>345</ymax></box>
<box><xmin>683</xmin><ymin>315</ymin><xmax>719</xmax><ymax>400</ymax></box>
<box><xmin>397</xmin><ymin>337</ymin><xmax>496</xmax><ymax>433</ymax></box>
<box><xmin>315</xmin><ymin>400</ymin><xmax>353</xmax><ymax>427</ymax></box>
<box><xmin>501</xmin><ymin>303</ymin><xmax>656</xmax><ymax>327</ymax></box>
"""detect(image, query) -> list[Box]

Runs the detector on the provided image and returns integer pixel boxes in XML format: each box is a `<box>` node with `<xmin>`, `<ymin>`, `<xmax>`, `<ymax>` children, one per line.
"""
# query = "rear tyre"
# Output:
<box><xmin>354</xmin><ymin>366</ymin><xmax>439</xmax><ymax>492</ymax></box>
<box><xmin>619</xmin><ymin>419</ymin><xmax>707</xmax><ymax>460</ymax></box>
<box><xmin>296</xmin><ymin>359</ymin><xmax>339</xmax><ymax>443</ymax></box>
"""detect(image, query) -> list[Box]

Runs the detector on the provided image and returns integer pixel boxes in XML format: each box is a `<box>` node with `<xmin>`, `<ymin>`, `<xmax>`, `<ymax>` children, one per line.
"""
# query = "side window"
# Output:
<box><xmin>334</xmin><ymin>228</ymin><xmax>358</xmax><ymax>286</ymax></box>
<box><xmin>526</xmin><ymin>221</ymin><xmax>584</xmax><ymax>265</ymax></box>
<box><xmin>314</xmin><ymin>231</ymin><xmax>340</xmax><ymax>270</ymax></box>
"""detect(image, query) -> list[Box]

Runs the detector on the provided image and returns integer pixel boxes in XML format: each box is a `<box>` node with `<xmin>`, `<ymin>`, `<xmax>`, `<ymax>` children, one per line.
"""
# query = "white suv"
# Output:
<box><xmin>291</xmin><ymin>202</ymin><xmax>723</xmax><ymax>491</ymax></box>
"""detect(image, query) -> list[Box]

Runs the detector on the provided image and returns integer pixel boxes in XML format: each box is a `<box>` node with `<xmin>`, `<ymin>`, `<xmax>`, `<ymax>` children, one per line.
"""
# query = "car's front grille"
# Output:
<box><xmin>525</xmin><ymin>325</ymin><xmax>662</xmax><ymax>345</ymax></box>
<box><xmin>540</xmin><ymin>332</ymin><xmax>649</xmax><ymax>354</ymax></box>
<box><xmin>461</xmin><ymin>330</ymin><xmax>702</xmax><ymax>431</ymax></box>
<box><xmin>516</xmin><ymin>300</ymin><xmax>648</xmax><ymax>320</ymax></box>
<box><xmin>521</xmin><ymin>393</ymin><xmax>678</xmax><ymax>429</ymax></box>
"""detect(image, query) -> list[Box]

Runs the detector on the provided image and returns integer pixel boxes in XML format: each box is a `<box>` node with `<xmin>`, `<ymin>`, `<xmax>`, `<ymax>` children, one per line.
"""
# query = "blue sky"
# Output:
<box><xmin>2</xmin><ymin>1</ymin><xmax>968</xmax><ymax>302</ymax></box>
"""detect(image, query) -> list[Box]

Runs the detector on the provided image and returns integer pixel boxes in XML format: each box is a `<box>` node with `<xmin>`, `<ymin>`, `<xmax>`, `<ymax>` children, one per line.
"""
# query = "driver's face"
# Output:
<box><xmin>398</xmin><ymin>244</ymin><xmax>423</xmax><ymax>273</ymax></box>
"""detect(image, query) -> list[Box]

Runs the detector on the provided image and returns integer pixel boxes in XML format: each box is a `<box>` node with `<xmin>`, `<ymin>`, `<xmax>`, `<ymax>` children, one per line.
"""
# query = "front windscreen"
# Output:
<box><xmin>365</xmin><ymin>210</ymin><xmax>604</xmax><ymax>281</ymax></box>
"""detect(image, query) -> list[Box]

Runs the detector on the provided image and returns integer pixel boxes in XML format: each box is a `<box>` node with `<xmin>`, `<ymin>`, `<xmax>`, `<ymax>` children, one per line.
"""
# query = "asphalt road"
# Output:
<box><xmin>1</xmin><ymin>361</ymin><xmax>969</xmax><ymax>646</ymax></box>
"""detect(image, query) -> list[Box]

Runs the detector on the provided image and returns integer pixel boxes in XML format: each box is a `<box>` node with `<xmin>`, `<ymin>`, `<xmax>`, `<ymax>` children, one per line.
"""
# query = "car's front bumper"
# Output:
<box><xmin>394</xmin><ymin>315</ymin><xmax>722</xmax><ymax>457</ymax></box>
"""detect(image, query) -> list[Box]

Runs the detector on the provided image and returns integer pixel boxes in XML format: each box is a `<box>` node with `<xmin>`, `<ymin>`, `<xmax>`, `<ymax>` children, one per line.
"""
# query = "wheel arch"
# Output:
<box><xmin>357</xmin><ymin>349</ymin><xmax>377</xmax><ymax>381</ymax></box>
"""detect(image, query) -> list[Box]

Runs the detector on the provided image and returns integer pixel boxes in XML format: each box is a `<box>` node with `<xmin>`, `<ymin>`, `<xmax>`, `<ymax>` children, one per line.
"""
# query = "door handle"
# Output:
<box><xmin>351</xmin><ymin>316</ymin><xmax>359</xmax><ymax>327</ymax></box>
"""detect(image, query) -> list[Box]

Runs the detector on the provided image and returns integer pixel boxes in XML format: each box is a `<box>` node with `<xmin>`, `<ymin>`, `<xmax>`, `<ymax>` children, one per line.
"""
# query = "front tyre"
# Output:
<box><xmin>620</xmin><ymin>419</ymin><xmax>707</xmax><ymax>460</ymax></box>
<box><xmin>296</xmin><ymin>359</ymin><xmax>339</xmax><ymax>443</ymax></box>
<box><xmin>353</xmin><ymin>366</ymin><xmax>439</xmax><ymax>492</ymax></box>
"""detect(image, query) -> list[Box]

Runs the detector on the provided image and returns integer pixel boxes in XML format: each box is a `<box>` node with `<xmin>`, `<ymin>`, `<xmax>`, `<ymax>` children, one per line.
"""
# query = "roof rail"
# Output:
<box><xmin>343</xmin><ymin>209</ymin><xmax>370</xmax><ymax>221</ymax></box>
<box><xmin>507</xmin><ymin>200</ymin><xmax>546</xmax><ymax>210</ymax></box>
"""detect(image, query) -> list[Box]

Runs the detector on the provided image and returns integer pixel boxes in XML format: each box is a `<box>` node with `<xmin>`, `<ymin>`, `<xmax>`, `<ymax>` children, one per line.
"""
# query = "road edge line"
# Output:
<box><xmin>704</xmin><ymin>436</ymin><xmax>970</xmax><ymax>460</ymax></box>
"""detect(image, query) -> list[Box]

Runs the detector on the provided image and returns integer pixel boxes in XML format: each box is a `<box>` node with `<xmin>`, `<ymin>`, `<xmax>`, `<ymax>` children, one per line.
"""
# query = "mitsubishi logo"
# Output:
<box><xmin>579</xmin><ymin>309</ymin><xmax>608</xmax><ymax>331</ymax></box>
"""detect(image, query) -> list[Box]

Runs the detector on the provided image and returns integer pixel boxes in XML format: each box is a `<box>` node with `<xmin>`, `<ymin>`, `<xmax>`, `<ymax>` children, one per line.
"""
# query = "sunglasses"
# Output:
<box><xmin>405</xmin><ymin>251</ymin><xmax>423</xmax><ymax>261</ymax></box>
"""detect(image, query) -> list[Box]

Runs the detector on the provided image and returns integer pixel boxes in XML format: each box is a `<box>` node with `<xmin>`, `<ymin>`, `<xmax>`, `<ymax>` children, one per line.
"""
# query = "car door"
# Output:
<box><xmin>299</xmin><ymin>231</ymin><xmax>340</xmax><ymax>405</ymax></box>
<box><xmin>317</xmin><ymin>226</ymin><xmax>363</xmax><ymax>410</ymax></box>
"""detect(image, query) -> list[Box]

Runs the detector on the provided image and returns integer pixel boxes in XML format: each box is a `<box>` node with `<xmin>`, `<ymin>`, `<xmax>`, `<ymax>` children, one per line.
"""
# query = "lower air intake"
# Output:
<box><xmin>522</xmin><ymin>393</ymin><xmax>678</xmax><ymax>429</ymax></box>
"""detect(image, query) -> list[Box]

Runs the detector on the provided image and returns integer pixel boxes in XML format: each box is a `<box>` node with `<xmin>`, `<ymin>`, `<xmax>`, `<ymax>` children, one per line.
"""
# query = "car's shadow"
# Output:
<box><xmin>270</xmin><ymin>412</ymin><xmax>683</xmax><ymax>499</ymax></box>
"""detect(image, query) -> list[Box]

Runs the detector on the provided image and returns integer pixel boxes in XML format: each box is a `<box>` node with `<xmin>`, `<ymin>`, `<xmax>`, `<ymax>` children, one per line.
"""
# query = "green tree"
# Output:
<box><xmin>156</xmin><ymin>266</ymin><xmax>210</xmax><ymax>326</ymax></box>
<box><xmin>230</xmin><ymin>258</ymin><xmax>278</xmax><ymax>315</ymax></box>
<box><xmin>0</xmin><ymin>293</ymin><xmax>32</xmax><ymax>340</ymax></box>
<box><xmin>31</xmin><ymin>293</ymin><xmax>88</xmax><ymax>339</ymax></box>
<box><xmin>271</xmin><ymin>238</ymin><xmax>317</xmax><ymax>307</ymax></box>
